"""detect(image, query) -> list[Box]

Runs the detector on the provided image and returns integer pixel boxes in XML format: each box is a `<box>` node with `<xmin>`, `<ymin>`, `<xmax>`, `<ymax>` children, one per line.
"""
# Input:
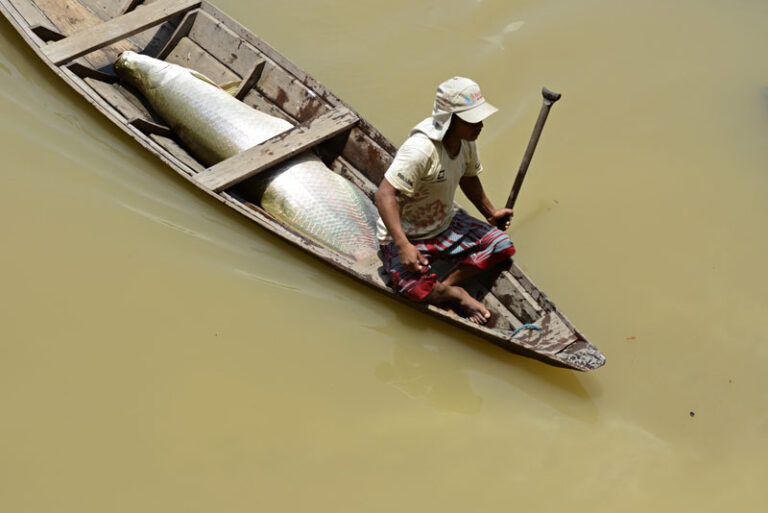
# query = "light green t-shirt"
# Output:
<box><xmin>376</xmin><ymin>131</ymin><xmax>482</xmax><ymax>243</ymax></box>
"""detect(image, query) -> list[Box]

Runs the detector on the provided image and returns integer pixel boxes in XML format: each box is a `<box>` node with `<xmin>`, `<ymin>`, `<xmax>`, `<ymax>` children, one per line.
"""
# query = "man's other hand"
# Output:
<box><xmin>487</xmin><ymin>208</ymin><xmax>514</xmax><ymax>230</ymax></box>
<box><xmin>398</xmin><ymin>242</ymin><xmax>428</xmax><ymax>272</ymax></box>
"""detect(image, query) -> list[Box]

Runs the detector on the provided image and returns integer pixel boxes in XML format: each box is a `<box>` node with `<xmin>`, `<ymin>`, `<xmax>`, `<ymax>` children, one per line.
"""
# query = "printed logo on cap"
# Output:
<box><xmin>463</xmin><ymin>92</ymin><xmax>484</xmax><ymax>106</ymax></box>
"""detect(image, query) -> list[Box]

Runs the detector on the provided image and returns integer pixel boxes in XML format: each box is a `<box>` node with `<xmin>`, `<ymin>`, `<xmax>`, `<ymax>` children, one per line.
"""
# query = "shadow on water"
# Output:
<box><xmin>369</xmin><ymin>296</ymin><xmax>601</xmax><ymax>422</ymax></box>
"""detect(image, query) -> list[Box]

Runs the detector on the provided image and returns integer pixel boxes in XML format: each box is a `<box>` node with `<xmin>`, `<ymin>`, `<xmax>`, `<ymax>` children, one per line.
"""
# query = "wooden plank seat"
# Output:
<box><xmin>41</xmin><ymin>0</ymin><xmax>201</xmax><ymax>65</ymax></box>
<box><xmin>193</xmin><ymin>106</ymin><xmax>360</xmax><ymax>192</ymax></box>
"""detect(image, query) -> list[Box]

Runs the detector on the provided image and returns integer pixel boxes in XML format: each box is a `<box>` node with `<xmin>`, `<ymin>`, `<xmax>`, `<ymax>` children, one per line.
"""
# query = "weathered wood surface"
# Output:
<box><xmin>479</xmin><ymin>268</ymin><xmax>542</xmax><ymax>324</ymax></box>
<box><xmin>65</xmin><ymin>0</ymin><xmax>184</xmax><ymax>65</ymax></box>
<box><xmin>41</xmin><ymin>0</ymin><xmax>200</xmax><ymax>65</ymax></box>
<box><xmin>340</xmin><ymin>127</ymin><xmax>393</xmax><ymax>186</ymax></box>
<box><xmin>154</xmin><ymin>7</ymin><xmax>196</xmax><ymax>59</ymax></box>
<box><xmin>327</xmin><ymin>156</ymin><xmax>377</xmax><ymax>200</ymax></box>
<box><xmin>85</xmin><ymin>77</ymin><xmax>170</xmax><ymax>131</ymax></box>
<box><xmin>6</xmin><ymin>0</ymin><xmax>57</xmax><ymax>36</ymax></box>
<box><xmin>194</xmin><ymin>106</ymin><xmax>360</xmax><ymax>192</ymax></box>
<box><xmin>187</xmin><ymin>11</ymin><xmax>261</xmax><ymax>76</ymax></box>
<box><xmin>164</xmin><ymin>36</ymin><xmax>237</xmax><ymax>84</ymax></box>
<box><xmin>241</xmin><ymin>88</ymin><xmax>296</xmax><ymax>123</ymax></box>
<box><xmin>186</xmin><ymin>11</ymin><xmax>329</xmax><ymax>122</ymax></box>
<box><xmin>121</xmin><ymin>0</ymin><xmax>143</xmax><ymax>15</ymax></box>
<box><xmin>34</xmin><ymin>0</ymin><xmax>135</xmax><ymax>68</ymax></box>
<box><xmin>509</xmin><ymin>312</ymin><xmax>578</xmax><ymax>355</ymax></box>
<box><xmin>29</xmin><ymin>23</ymin><xmax>62</xmax><ymax>41</ymax></box>
<box><xmin>79</xmin><ymin>0</ymin><xmax>129</xmax><ymax>20</ymax></box>
<box><xmin>85</xmin><ymin>78</ymin><xmax>146</xmax><ymax>120</ymax></box>
<box><xmin>148</xmin><ymin>134</ymin><xmax>204</xmax><ymax>174</ymax></box>
<box><xmin>67</xmin><ymin>61</ymin><xmax>117</xmax><ymax>82</ymax></box>
<box><xmin>75</xmin><ymin>0</ymin><xmax>149</xmax><ymax>19</ymax></box>
<box><xmin>234</xmin><ymin>59</ymin><xmax>265</xmax><ymax>100</ymax></box>
<box><xmin>462</xmin><ymin>282</ymin><xmax>523</xmax><ymax>331</ymax></box>
<box><xmin>129</xmin><ymin>116</ymin><xmax>172</xmax><ymax>137</ymax></box>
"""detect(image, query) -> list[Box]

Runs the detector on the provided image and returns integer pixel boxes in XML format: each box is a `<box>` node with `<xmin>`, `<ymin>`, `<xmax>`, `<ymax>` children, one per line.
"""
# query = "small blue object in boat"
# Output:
<box><xmin>510</xmin><ymin>323</ymin><xmax>542</xmax><ymax>338</ymax></box>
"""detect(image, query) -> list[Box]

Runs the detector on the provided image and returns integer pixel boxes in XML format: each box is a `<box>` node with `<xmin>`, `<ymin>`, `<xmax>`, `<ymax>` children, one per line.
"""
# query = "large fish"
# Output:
<box><xmin>114</xmin><ymin>51</ymin><xmax>379</xmax><ymax>261</ymax></box>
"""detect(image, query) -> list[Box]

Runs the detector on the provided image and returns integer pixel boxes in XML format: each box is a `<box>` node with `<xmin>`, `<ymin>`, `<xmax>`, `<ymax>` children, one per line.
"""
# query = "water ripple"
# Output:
<box><xmin>231</xmin><ymin>268</ymin><xmax>302</xmax><ymax>293</ymax></box>
<box><xmin>114</xmin><ymin>199</ymin><xmax>218</xmax><ymax>245</ymax></box>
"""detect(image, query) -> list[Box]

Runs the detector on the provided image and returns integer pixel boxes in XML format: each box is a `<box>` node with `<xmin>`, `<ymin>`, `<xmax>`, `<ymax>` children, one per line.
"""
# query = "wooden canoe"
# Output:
<box><xmin>0</xmin><ymin>0</ymin><xmax>606</xmax><ymax>371</ymax></box>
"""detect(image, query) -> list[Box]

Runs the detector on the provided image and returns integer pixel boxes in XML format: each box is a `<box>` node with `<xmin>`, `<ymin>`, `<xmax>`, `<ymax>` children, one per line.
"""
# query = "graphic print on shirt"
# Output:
<box><xmin>400</xmin><ymin>187</ymin><xmax>449</xmax><ymax>232</ymax></box>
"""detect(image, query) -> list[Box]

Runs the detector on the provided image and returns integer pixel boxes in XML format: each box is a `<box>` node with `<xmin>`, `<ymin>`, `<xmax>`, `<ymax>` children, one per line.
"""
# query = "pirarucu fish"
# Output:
<box><xmin>114</xmin><ymin>51</ymin><xmax>378</xmax><ymax>261</ymax></box>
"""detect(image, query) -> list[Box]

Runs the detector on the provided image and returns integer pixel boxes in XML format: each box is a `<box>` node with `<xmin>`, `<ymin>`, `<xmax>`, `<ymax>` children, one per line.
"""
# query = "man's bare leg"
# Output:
<box><xmin>425</xmin><ymin>281</ymin><xmax>490</xmax><ymax>324</ymax></box>
<box><xmin>442</xmin><ymin>264</ymin><xmax>485</xmax><ymax>287</ymax></box>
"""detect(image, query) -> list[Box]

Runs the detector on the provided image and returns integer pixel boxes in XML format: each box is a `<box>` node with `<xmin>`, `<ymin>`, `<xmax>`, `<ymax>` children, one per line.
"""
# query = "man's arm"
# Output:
<box><xmin>459</xmin><ymin>175</ymin><xmax>514</xmax><ymax>230</ymax></box>
<box><xmin>375</xmin><ymin>178</ymin><xmax>428</xmax><ymax>272</ymax></box>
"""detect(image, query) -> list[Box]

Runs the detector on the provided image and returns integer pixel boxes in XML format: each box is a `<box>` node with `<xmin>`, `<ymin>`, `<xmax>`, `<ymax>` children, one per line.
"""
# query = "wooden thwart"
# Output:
<box><xmin>233</xmin><ymin>59</ymin><xmax>265</xmax><ymax>100</ymax></box>
<box><xmin>194</xmin><ymin>106</ymin><xmax>359</xmax><ymax>192</ymax></box>
<box><xmin>41</xmin><ymin>0</ymin><xmax>201</xmax><ymax>65</ymax></box>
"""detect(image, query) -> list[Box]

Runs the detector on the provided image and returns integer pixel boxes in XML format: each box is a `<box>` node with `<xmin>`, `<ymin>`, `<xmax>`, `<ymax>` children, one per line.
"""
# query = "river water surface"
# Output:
<box><xmin>1</xmin><ymin>0</ymin><xmax>767</xmax><ymax>511</ymax></box>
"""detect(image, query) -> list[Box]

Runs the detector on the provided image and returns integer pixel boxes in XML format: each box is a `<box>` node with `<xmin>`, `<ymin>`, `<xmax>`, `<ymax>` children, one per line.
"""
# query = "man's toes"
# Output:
<box><xmin>470</xmin><ymin>313</ymin><xmax>488</xmax><ymax>325</ymax></box>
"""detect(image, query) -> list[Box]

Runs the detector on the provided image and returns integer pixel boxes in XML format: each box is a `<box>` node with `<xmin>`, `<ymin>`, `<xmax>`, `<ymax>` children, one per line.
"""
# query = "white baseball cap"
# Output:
<box><xmin>417</xmin><ymin>77</ymin><xmax>498</xmax><ymax>140</ymax></box>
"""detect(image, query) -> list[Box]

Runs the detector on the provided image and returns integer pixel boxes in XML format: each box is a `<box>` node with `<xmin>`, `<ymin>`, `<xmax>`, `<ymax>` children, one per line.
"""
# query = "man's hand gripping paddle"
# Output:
<box><xmin>498</xmin><ymin>87</ymin><xmax>562</xmax><ymax>229</ymax></box>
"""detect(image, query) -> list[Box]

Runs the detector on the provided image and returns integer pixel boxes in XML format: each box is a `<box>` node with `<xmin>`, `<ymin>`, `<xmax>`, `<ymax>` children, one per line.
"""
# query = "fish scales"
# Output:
<box><xmin>261</xmin><ymin>156</ymin><xmax>380</xmax><ymax>260</ymax></box>
<box><xmin>114</xmin><ymin>51</ymin><xmax>379</xmax><ymax>261</ymax></box>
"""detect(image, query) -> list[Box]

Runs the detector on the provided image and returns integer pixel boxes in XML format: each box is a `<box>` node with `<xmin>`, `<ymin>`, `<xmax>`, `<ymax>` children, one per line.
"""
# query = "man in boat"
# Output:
<box><xmin>375</xmin><ymin>77</ymin><xmax>516</xmax><ymax>324</ymax></box>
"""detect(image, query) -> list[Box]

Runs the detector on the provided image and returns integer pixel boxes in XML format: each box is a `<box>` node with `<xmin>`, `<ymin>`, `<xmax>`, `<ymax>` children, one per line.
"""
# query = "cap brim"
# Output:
<box><xmin>455</xmin><ymin>102</ymin><xmax>498</xmax><ymax>123</ymax></box>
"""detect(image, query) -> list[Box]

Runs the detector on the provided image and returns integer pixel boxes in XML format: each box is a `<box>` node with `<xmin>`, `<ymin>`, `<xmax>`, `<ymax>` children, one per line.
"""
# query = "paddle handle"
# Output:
<box><xmin>499</xmin><ymin>87</ymin><xmax>561</xmax><ymax>224</ymax></box>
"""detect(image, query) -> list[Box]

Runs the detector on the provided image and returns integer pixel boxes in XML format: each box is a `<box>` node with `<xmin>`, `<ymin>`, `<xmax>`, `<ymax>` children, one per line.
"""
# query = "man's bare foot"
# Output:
<box><xmin>426</xmin><ymin>282</ymin><xmax>491</xmax><ymax>325</ymax></box>
<box><xmin>455</xmin><ymin>287</ymin><xmax>491</xmax><ymax>324</ymax></box>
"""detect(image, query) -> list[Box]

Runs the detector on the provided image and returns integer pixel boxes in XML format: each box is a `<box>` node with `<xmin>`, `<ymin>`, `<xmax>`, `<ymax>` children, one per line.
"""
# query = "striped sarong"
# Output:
<box><xmin>380</xmin><ymin>209</ymin><xmax>516</xmax><ymax>301</ymax></box>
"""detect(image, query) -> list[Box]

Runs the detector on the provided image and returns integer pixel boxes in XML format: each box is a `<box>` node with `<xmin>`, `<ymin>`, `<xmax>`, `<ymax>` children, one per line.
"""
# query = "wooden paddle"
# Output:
<box><xmin>498</xmin><ymin>87</ymin><xmax>562</xmax><ymax>229</ymax></box>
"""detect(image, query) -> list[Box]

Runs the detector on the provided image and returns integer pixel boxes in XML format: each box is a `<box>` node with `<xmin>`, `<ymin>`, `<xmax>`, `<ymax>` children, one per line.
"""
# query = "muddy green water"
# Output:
<box><xmin>1</xmin><ymin>0</ymin><xmax>767</xmax><ymax>511</ymax></box>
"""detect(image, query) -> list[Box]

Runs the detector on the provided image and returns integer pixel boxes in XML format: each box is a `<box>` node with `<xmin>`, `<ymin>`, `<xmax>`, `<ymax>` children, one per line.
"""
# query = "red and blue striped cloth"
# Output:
<box><xmin>381</xmin><ymin>209</ymin><xmax>516</xmax><ymax>301</ymax></box>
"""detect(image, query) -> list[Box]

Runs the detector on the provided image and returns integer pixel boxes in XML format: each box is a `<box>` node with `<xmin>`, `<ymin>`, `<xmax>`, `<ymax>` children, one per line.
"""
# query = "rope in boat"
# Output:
<box><xmin>510</xmin><ymin>324</ymin><xmax>542</xmax><ymax>338</ymax></box>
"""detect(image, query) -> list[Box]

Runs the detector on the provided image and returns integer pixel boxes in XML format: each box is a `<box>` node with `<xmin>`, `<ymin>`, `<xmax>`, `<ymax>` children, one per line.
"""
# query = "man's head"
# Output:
<box><xmin>446</xmin><ymin>115</ymin><xmax>485</xmax><ymax>142</ymax></box>
<box><xmin>427</xmin><ymin>77</ymin><xmax>498</xmax><ymax>140</ymax></box>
